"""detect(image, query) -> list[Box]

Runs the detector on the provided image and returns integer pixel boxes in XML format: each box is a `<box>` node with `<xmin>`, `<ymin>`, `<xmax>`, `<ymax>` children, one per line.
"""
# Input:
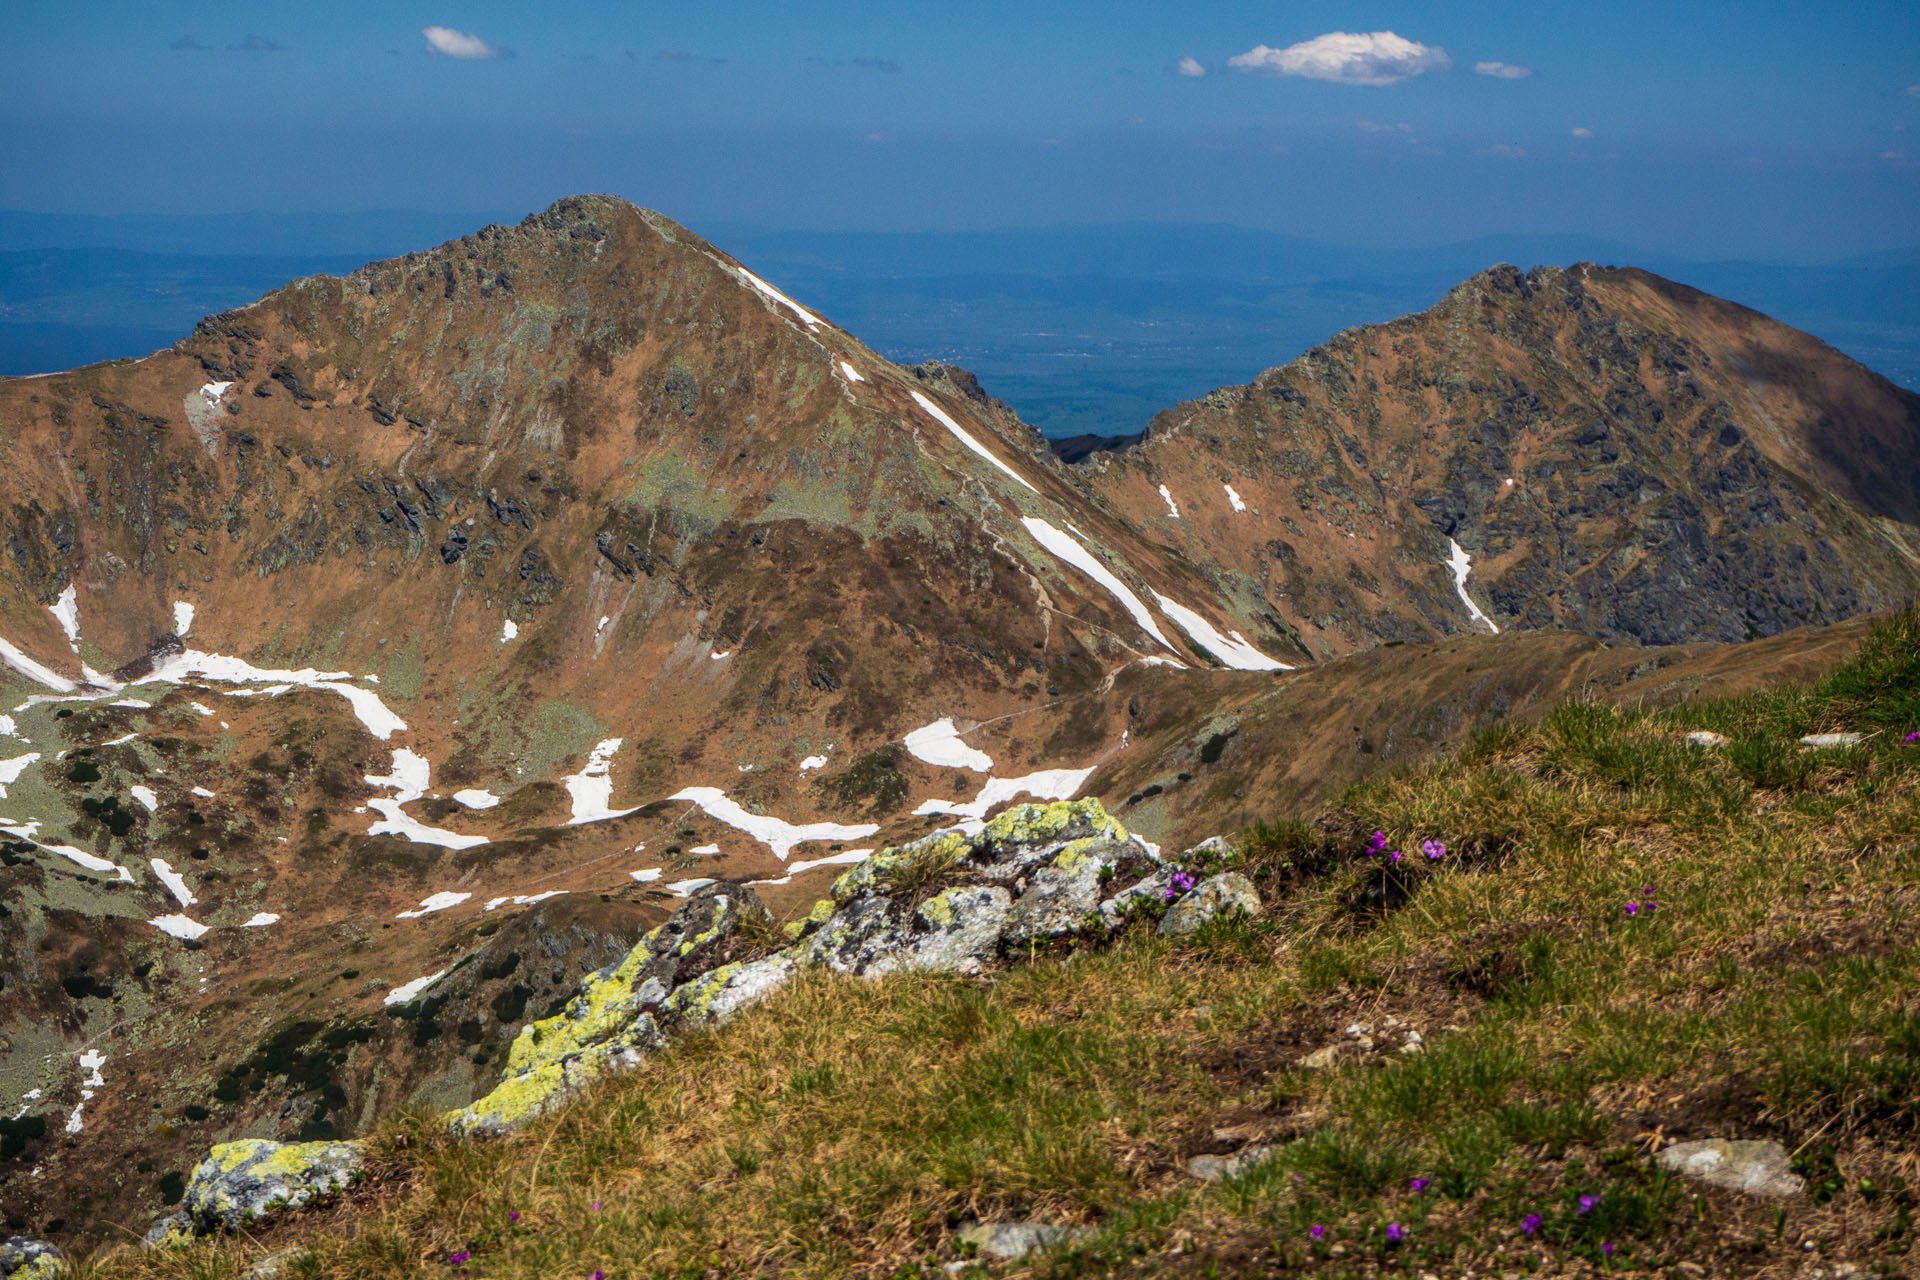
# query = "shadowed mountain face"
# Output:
<box><xmin>0</xmin><ymin>196</ymin><xmax>1915</xmax><ymax>1243</ymax></box>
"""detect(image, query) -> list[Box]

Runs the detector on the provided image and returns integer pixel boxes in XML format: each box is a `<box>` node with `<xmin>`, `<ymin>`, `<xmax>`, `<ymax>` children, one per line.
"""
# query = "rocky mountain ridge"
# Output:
<box><xmin>0</xmin><ymin>195</ymin><xmax>1915</xmax><ymax>1246</ymax></box>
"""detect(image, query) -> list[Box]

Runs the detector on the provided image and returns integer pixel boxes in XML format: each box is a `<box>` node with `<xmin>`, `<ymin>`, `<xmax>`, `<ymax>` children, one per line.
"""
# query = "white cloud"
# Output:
<box><xmin>1570</xmin><ymin>126</ymin><xmax>1594</xmax><ymax>138</ymax></box>
<box><xmin>1176</xmin><ymin>56</ymin><xmax>1206</xmax><ymax>77</ymax></box>
<box><xmin>1228</xmin><ymin>31</ymin><xmax>1449</xmax><ymax>86</ymax></box>
<box><xmin>1481</xmin><ymin>143</ymin><xmax>1526</xmax><ymax>158</ymax></box>
<box><xmin>1473</xmin><ymin>61</ymin><xmax>1532</xmax><ymax>80</ymax></box>
<box><xmin>1903</xmin><ymin>84</ymin><xmax>1920</xmax><ymax>98</ymax></box>
<box><xmin>423</xmin><ymin>26</ymin><xmax>507</xmax><ymax>59</ymax></box>
<box><xmin>1357</xmin><ymin>119</ymin><xmax>1413</xmax><ymax>133</ymax></box>
<box><xmin>1882</xmin><ymin>150</ymin><xmax>1908</xmax><ymax>162</ymax></box>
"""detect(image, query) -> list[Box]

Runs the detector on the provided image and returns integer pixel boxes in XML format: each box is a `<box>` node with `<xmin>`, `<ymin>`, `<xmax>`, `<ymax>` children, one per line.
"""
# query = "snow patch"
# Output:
<box><xmin>366</xmin><ymin>749</ymin><xmax>489</xmax><ymax>850</ymax></box>
<box><xmin>664</xmin><ymin>877</ymin><xmax>716</xmax><ymax>898</ymax></box>
<box><xmin>563</xmin><ymin>738</ymin><xmax>639</xmax><ymax>825</ymax></box>
<box><xmin>199</xmin><ymin>381</ymin><xmax>232</xmax><ymax>404</ymax></box>
<box><xmin>150</xmin><ymin>858</ymin><xmax>195</xmax><ymax>907</ymax></box>
<box><xmin>669</xmin><ymin>785</ymin><xmax>880</xmax><ymax>862</ymax></box>
<box><xmin>735</xmin><ymin>266</ymin><xmax>823</xmax><ymax>330</ymax></box>
<box><xmin>746</xmin><ymin>847</ymin><xmax>873</xmax><ymax>886</ymax></box>
<box><xmin>191</xmin><ymin>785</ymin><xmax>216</xmax><ymax>798</ymax></box>
<box><xmin>1018</xmin><ymin>518</ymin><xmax>1174</xmax><ymax>649</ymax></box>
<box><xmin>384</xmin><ymin>968</ymin><xmax>450</xmax><ymax>1007</ymax></box>
<box><xmin>903</xmin><ymin>717</ymin><xmax>994</xmax><ymax>772</ymax></box>
<box><xmin>172</xmin><ymin>601</ymin><xmax>194</xmax><ymax>637</ymax></box>
<box><xmin>500</xmin><ymin>618</ymin><xmax>518</xmax><ymax>642</ymax></box>
<box><xmin>629</xmin><ymin>868</ymin><xmax>663</xmax><ymax>884</ymax></box>
<box><xmin>483</xmin><ymin>890</ymin><xmax>567</xmax><ymax>911</ymax></box>
<box><xmin>798</xmin><ymin>754</ymin><xmax>829</xmax><ymax>772</ymax></box>
<box><xmin>912</xmin><ymin>766</ymin><xmax>1098</xmax><ymax>825</ymax></box>
<box><xmin>49</xmin><ymin>586</ymin><xmax>80</xmax><ymax>650</ymax></box>
<box><xmin>452</xmin><ymin>789</ymin><xmax>500</xmax><ymax>809</ymax></box>
<box><xmin>1444</xmin><ymin>538</ymin><xmax>1501</xmax><ymax>634</ymax></box>
<box><xmin>151</xmin><ymin>914</ymin><xmax>210</xmax><ymax>941</ymax></box>
<box><xmin>0</xmin><ymin>715</ymin><xmax>17</xmax><ymax>738</ymax></box>
<box><xmin>1158</xmin><ymin>484</ymin><xmax>1180</xmax><ymax>518</ymax></box>
<box><xmin>838</xmin><ymin>359</ymin><xmax>866</xmax><ymax>383</ymax></box>
<box><xmin>129</xmin><ymin>785</ymin><xmax>159</xmax><ymax>812</ymax></box>
<box><xmin>38</xmin><ymin>842</ymin><xmax>134</xmax><ymax>882</ymax></box>
<box><xmin>240</xmin><ymin>913</ymin><xmax>280</xmax><ymax>928</ymax></box>
<box><xmin>396</xmin><ymin>891</ymin><xmax>472</xmax><ymax>919</ymax></box>
<box><xmin>1223</xmin><ymin>483</ymin><xmax>1247</xmax><ymax>512</ymax></box>
<box><xmin>0</xmin><ymin>753</ymin><xmax>40</xmax><ymax>798</ymax></box>
<box><xmin>710</xmin><ymin>649</ymin><xmax>731</xmax><ymax>660</ymax></box>
<box><xmin>1147</xmin><ymin>590</ymin><xmax>1292</xmax><ymax>672</ymax></box>
<box><xmin>189</xmin><ymin>703</ymin><xmax>215</xmax><ymax>717</ymax></box>
<box><xmin>0</xmin><ymin>635</ymin><xmax>76</xmax><ymax>693</ymax></box>
<box><xmin>910</xmin><ymin>390</ymin><xmax>1040</xmax><ymax>494</ymax></box>
<box><xmin>688</xmin><ymin>843</ymin><xmax>721</xmax><ymax>856</ymax></box>
<box><xmin>144</xmin><ymin>650</ymin><xmax>407</xmax><ymax>739</ymax></box>
<box><xmin>63</xmin><ymin>1049</ymin><xmax>106</xmax><ymax>1134</ymax></box>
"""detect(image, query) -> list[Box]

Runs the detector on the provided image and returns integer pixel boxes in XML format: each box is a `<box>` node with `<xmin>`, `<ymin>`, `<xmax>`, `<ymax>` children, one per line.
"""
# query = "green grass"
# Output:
<box><xmin>94</xmin><ymin>612</ymin><xmax>1920</xmax><ymax>1278</ymax></box>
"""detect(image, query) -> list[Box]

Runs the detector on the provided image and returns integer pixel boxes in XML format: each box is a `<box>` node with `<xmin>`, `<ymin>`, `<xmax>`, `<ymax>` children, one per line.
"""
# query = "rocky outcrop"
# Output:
<box><xmin>148</xmin><ymin>803</ymin><xmax>1263</xmax><ymax>1243</ymax></box>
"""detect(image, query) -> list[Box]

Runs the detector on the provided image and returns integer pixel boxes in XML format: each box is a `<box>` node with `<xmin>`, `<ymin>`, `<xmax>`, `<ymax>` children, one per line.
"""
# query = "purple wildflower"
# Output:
<box><xmin>450</xmin><ymin>1251</ymin><xmax>471</xmax><ymax>1266</ymax></box>
<box><xmin>1578</xmin><ymin>1194</ymin><xmax>1599</xmax><ymax>1215</ymax></box>
<box><xmin>1624</xmin><ymin>901</ymin><xmax>1639</xmax><ymax>916</ymax></box>
<box><xmin>1367</xmin><ymin>830</ymin><xmax>1388</xmax><ymax>854</ymax></box>
<box><xmin>1906</xmin><ymin>731</ymin><xmax>1918</xmax><ymax>744</ymax></box>
<box><xmin>1521</xmin><ymin>1213</ymin><xmax>1542</xmax><ymax>1236</ymax></box>
<box><xmin>1164</xmin><ymin>870</ymin><xmax>1198</xmax><ymax>902</ymax></box>
<box><xmin>1385</xmin><ymin>1222</ymin><xmax>1405</xmax><ymax>1244</ymax></box>
<box><xmin>1421</xmin><ymin>839</ymin><xmax>1446</xmax><ymax>862</ymax></box>
<box><xmin>591</xmin><ymin>1201</ymin><xmax>603</xmax><ymax>1212</ymax></box>
<box><xmin>1389</xmin><ymin>850</ymin><xmax>1403</xmax><ymax>864</ymax></box>
<box><xmin>1603</xmin><ymin>1242</ymin><xmax>1615</xmax><ymax>1258</ymax></box>
<box><xmin>509</xmin><ymin>1211</ymin><xmax>519</xmax><ymax>1223</ymax></box>
<box><xmin>1310</xmin><ymin>1224</ymin><xmax>1325</xmax><ymax>1241</ymax></box>
<box><xmin>1410</xmin><ymin>1177</ymin><xmax>1430</xmax><ymax>1194</ymax></box>
<box><xmin>594</xmin><ymin>1272</ymin><xmax>606</xmax><ymax>1280</ymax></box>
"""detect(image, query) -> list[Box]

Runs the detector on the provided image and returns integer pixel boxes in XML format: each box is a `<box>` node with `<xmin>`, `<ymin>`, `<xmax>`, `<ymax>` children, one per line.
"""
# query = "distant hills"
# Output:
<box><xmin>3</xmin><ymin>210</ymin><xmax>1914</xmax><ymax>433</ymax></box>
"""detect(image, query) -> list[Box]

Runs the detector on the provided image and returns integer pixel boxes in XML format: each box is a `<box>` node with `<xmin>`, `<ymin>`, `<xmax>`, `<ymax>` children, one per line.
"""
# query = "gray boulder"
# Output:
<box><xmin>0</xmin><ymin>1238</ymin><xmax>65</xmax><ymax>1278</ymax></box>
<box><xmin>1158</xmin><ymin>872</ymin><xmax>1261</xmax><ymax>937</ymax></box>
<box><xmin>1656</xmin><ymin>1138</ymin><xmax>1804</xmax><ymax>1197</ymax></box>
<box><xmin>662</xmin><ymin>954</ymin><xmax>796</xmax><ymax>1028</ymax></box>
<box><xmin>177</xmin><ymin>1138</ymin><xmax>365</xmax><ymax>1233</ymax></box>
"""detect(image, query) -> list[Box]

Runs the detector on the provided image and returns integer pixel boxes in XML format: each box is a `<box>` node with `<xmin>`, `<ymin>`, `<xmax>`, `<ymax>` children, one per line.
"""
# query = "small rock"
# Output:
<box><xmin>1399</xmin><ymin>1029</ymin><xmax>1424</xmax><ymax>1054</ymax></box>
<box><xmin>955</xmin><ymin>1221</ymin><xmax>1093</xmax><ymax>1259</ymax></box>
<box><xmin>801</xmin><ymin>895</ymin><xmax>914</xmax><ymax>975</ymax></box>
<box><xmin>903</xmin><ymin>885</ymin><xmax>1013</xmax><ymax>973</ymax></box>
<box><xmin>1686</xmin><ymin>731</ymin><xmax>1730</xmax><ymax>749</ymax></box>
<box><xmin>1157</xmin><ymin>872</ymin><xmax>1261</xmax><ymax>937</ymax></box>
<box><xmin>1799</xmin><ymin>733</ymin><xmax>1864</xmax><ymax>749</ymax></box>
<box><xmin>1299</xmin><ymin>1044</ymin><xmax>1345</xmax><ymax>1070</ymax></box>
<box><xmin>242</xmin><ymin>1247</ymin><xmax>309</xmax><ymax>1280</ymax></box>
<box><xmin>1186</xmin><ymin>1144</ymin><xmax>1275</xmax><ymax>1181</ymax></box>
<box><xmin>1656</xmin><ymin>1138</ymin><xmax>1804</xmax><ymax>1197</ymax></box>
<box><xmin>142</xmin><ymin>1213</ymin><xmax>193</xmax><ymax>1249</ymax></box>
<box><xmin>0</xmin><ymin>1237</ymin><xmax>66</xmax><ymax>1278</ymax></box>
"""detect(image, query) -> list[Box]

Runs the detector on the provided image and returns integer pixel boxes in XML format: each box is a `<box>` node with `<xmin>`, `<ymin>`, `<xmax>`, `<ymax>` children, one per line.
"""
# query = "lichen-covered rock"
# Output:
<box><xmin>447</xmin><ymin>885</ymin><xmax>765</xmax><ymax>1135</ymax></box>
<box><xmin>1656</xmin><ymin>1139</ymin><xmax>1805</xmax><ymax>1197</ymax></box>
<box><xmin>0</xmin><ymin>1237</ymin><xmax>65</xmax><ymax>1278</ymax></box>
<box><xmin>177</xmin><ymin>1139</ymin><xmax>364</xmax><ymax>1234</ymax></box>
<box><xmin>142</xmin><ymin>1212</ymin><xmax>194</xmax><ymax>1249</ymax></box>
<box><xmin>803</xmin><ymin>896</ymin><xmax>915</xmax><ymax>975</ymax></box>
<box><xmin>963</xmin><ymin>801</ymin><xmax>1129</xmax><ymax>881</ymax></box>
<box><xmin>902</xmin><ymin>885</ymin><xmax>1012</xmax><ymax>974</ymax></box>
<box><xmin>1002</xmin><ymin>840</ymin><xmax>1132</xmax><ymax>947</ymax></box>
<box><xmin>1158</xmin><ymin>872</ymin><xmax>1261</xmax><ymax>937</ymax></box>
<box><xmin>1686</xmin><ymin>730</ymin><xmax>1730</xmax><ymax>749</ymax></box>
<box><xmin>830</xmin><ymin>829</ymin><xmax>970</xmax><ymax>904</ymax></box>
<box><xmin>1097</xmin><ymin>866</ymin><xmax>1181</xmax><ymax>929</ymax></box>
<box><xmin>661</xmin><ymin>954</ymin><xmax>795</xmax><ymax>1028</ymax></box>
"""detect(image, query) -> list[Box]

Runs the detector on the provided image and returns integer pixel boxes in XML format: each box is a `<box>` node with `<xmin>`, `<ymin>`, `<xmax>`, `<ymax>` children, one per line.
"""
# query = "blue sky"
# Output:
<box><xmin>4</xmin><ymin>1</ymin><xmax>1918</xmax><ymax>258</ymax></box>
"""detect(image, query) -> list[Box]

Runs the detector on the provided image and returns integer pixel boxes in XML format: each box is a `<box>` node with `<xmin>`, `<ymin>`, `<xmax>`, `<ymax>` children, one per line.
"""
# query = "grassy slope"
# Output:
<box><xmin>96</xmin><ymin>614</ymin><xmax>1920</xmax><ymax>1279</ymax></box>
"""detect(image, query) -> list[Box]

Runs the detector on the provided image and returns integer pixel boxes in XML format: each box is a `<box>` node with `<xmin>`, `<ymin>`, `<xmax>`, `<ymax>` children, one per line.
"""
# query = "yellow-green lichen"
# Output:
<box><xmin>917</xmin><ymin>888</ymin><xmax>960</xmax><ymax>928</ymax></box>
